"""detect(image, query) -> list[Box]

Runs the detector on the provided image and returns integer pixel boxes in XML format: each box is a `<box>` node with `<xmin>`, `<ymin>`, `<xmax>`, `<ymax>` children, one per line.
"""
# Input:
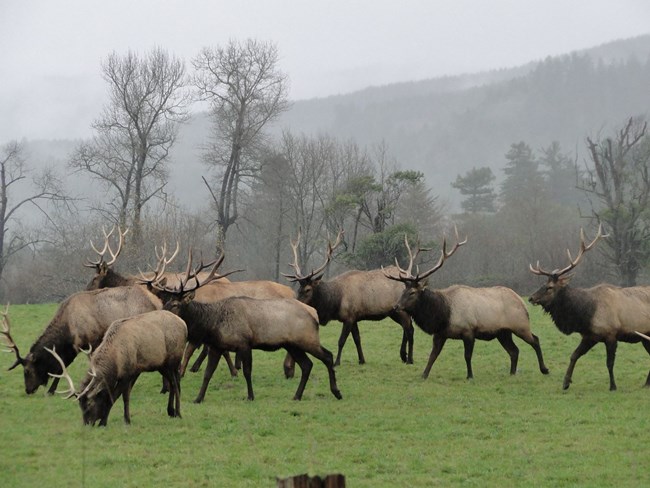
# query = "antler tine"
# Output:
<box><xmin>104</xmin><ymin>226</ymin><xmax>129</xmax><ymax>266</ymax></box>
<box><xmin>282</xmin><ymin>229</ymin><xmax>304</xmax><ymax>281</ymax></box>
<box><xmin>557</xmin><ymin>224</ymin><xmax>607</xmax><ymax>277</ymax></box>
<box><xmin>416</xmin><ymin>227</ymin><xmax>467</xmax><ymax>281</ymax></box>
<box><xmin>635</xmin><ymin>331</ymin><xmax>650</xmax><ymax>342</ymax></box>
<box><xmin>44</xmin><ymin>346</ymin><xmax>78</xmax><ymax>399</ymax></box>
<box><xmin>1</xmin><ymin>303</ymin><xmax>24</xmax><ymax>370</ymax></box>
<box><xmin>529</xmin><ymin>260</ymin><xmax>555</xmax><ymax>277</ymax></box>
<box><xmin>309</xmin><ymin>229</ymin><xmax>344</xmax><ymax>279</ymax></box>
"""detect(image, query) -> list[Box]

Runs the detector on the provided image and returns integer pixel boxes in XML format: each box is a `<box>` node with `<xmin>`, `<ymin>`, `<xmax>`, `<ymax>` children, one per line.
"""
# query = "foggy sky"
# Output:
<box><xmin>1</xmin><ymin>0</ymin><xmax>649</xmax><ymax>141</ymax></box>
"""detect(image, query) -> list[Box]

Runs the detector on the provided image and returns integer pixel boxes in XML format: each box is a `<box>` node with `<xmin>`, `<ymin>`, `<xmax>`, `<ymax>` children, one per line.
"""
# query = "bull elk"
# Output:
<box><xmin>283</xmin><ymin>230</ymin><xmax>415</xmax><ymax>369</ymax></box>
<box><xmin>1</xmin><ymin>287</ymin><xmax>161</xmax><ymax>395</ymax></box>
<box><xmin>46</xmin><ymin>309</ymin><xmax>186</xmax><ymax>426</ymax></box>
<box><xmin>142</xmin><ymin>251</ymin><xmax>342</xmax><ymax>403</ymax></box>
<box><xmin>529</xmin><ymin>225</ymin><xmax>650</xmax><ymax>391</ymax></box>
<box><xmin>385</xmin><ymin>230</ymin><xmax>549</xmax><ymax>380</ymax></box>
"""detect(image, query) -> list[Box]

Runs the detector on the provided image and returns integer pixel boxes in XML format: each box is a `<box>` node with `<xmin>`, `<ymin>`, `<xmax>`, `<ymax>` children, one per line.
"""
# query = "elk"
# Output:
<box><xmin>46</xmin><ymin>309</ymin><xmax>186</xmax><ymax>426</ymax></box>
<box><xmin>385</xmin><ymin>230</ymin><xmax>549</xmax><ymax>380</ymax></box>
<box><xmin>183</xmin><ymin>278</ymin><xmax>295</xmax><ymax>375</ymax></box>
<box><xmin>1</xmin><ymin>286</ymin><xmax>160</xmax><ymax>395</ymax></box>
<box><xmin>283</xmin><ymin>230</ymin><xmax>415</xmax><ymax>368</ymax></box>
<box><xmin>142</xmin><ymin>252</ymin><xmax>342</xmax><ymax>403</ymax></box>
<box><xmin>529</xmin><ymin>225</ymin><xmax>650</xmax><ymax>391</ymax></box>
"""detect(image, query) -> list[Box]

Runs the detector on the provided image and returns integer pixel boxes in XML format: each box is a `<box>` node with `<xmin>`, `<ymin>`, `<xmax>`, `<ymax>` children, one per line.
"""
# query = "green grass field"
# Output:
<box><xmin>1</xmin><ymin>303</ymin><xmax>649</xmax><ymax>487</ymax></box>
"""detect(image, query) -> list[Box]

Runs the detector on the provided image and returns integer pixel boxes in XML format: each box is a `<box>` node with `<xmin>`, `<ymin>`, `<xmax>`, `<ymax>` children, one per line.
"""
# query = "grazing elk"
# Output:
<box><xmin>46</xmin><ymin>309</ymin><xmax>186</xmax><ymax>426</ymax></box>
<box><xmin>142</xmin><ymin>252</ymin><xmax>342</xmax><ymax>403</ymax></box>
<box><xmin>529</xmin><ymin>225</ymin><xmax>650</xmax><ymax>391</ymax></box>
<box><xmin>0</xmin><ymin>286</ymin><xmax>160</xmax><ymax>395</ymax></box>
<box><xmin>283</xmin><ymin>230</ymin><xmax>415</xmax><ymax>368</ymax></box>
<box><xmin>385</xmin><ymin>231</ymin><xmax>549</xmax><ymax>380</ymax></box>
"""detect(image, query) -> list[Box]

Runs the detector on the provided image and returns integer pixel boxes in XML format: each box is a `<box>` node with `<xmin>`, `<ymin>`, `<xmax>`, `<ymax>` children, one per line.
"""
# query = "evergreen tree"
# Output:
<box><xmin>451</xmin><ymin>167</ymin><xmax>496</xmax><ymax>213</ymax></box>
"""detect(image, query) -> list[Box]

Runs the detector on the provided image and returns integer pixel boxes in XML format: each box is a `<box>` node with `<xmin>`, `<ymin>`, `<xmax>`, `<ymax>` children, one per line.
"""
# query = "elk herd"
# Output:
<box><xmin>2</xmin><ymin>223</ymin><xmax>650</xmax><ymax>427</ymax></box>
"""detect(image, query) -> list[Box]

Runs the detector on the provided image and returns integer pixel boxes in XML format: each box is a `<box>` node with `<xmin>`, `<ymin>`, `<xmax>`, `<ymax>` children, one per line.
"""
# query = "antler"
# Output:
<box><xmin>386</xmin><ymin>227</ymin><xmax>467</xmax><ymax>282</ymax></box>
<box><xmin>138</xmin><ymin>241</ymin><xmax>181</xmax><ymax>285</ymax></box>
<box><xmin>150</xmin><ymin>249</ymin><xmax>240</xmax><ymax>294</ymax></box>
<box><xmin>636</xmin><ymin>331</ymin><xmax>650</xmax><ymax>342</ymax></box>
<box><xmin>84</xmin><ymin>225</ymin><xmax>129</xmax><ymax>269</ymax></box>
<box><xmin>529</xmin><ymin>224</ymin><xmax>608</xmax><ymax>278</ymax></box>
<box><xmin>44</xmin><ymin>346</ymin><xmax>78</xmax><ymax>399</ymax></box>
<box><xmin>0</xmin><ymin>304</ymin><xmax>24</xmax><ymax>370</ymax></box>
<box><xmin>45</xmin><ymin>346</ymin><xmax>97</xmax><ymax>399</ymax></box>
<box><xmin>283</xmin><ymin>229</ymin><xmax>344</xmax><ymax>282</ymax></box>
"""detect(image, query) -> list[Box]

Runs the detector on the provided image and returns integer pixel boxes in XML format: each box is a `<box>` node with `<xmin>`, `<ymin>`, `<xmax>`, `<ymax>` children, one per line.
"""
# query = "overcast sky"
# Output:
<box><xmin>1</xmin><ymin>0</ymin><xmax>649</xmax><ymax>141</ymax></box>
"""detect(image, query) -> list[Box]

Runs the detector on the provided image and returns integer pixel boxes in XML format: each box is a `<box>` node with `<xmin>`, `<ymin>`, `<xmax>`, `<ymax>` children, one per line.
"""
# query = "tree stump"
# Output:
<box><xmin>276</xmin><ymin>473</ymin><xmax>345</xmax><ymax>487</ymax></box>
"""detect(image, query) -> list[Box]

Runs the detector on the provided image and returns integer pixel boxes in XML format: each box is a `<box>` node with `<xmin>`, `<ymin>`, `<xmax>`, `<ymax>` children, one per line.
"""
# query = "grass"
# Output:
<box><xmin>1</xmin><ymin>303</ymin><xmax>650</xmax><ymax>487</ymax></box>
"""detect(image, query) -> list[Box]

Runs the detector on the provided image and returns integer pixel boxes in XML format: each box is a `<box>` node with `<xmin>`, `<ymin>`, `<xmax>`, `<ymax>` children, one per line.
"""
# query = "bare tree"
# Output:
<box><xmin>69</xmin><ymin>47</ymin><xmax>190</xmax><ymax>246</ymax></box>
<box><xmin>0</xmin><ymin>141</ymin><xmax>71</xmax><ymax>297</ymax></box>
<box><xmin>581</xmin><ymin>116</ymin><xmax>650</xmax><ymax>286</ymax></box>
<box><xmin>192</xmin><ymin>39</ymin><xmax>290</xmax><ymax>251</ymax></box>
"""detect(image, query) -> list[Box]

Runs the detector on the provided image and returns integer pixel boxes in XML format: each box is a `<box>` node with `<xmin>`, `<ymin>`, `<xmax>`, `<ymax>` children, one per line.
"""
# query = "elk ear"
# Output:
<box><xmin>98</xmin><ymin>262</ymin><xmax>109</xmax><ymax>275</ymax></box>
<box><xmin>181</xmin><ymin>290</ymin><xmax>195</xmax><ymax>303</ymax></box>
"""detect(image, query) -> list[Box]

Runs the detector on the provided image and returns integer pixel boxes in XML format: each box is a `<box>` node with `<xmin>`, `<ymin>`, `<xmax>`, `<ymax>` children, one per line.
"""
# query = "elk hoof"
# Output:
<box><xmin>541</xmin><ymin>367</ymin><xmax>550</xmax><ymax>375</ymax></box>
<box><xmin>333</xmin><ymin>390</ymin><xmax>342</xmax><ymax>400</ymax></box>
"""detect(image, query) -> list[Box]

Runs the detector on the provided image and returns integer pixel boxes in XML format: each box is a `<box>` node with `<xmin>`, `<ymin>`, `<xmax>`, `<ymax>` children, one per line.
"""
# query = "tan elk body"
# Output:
<box><xmin>48</xmin><ymin>310</ymin><xmax>186</xmax><ymax>426</ymax></box>
<box><xmin>142</xmin><ymin>252</ymin><xmax>342</xmax><ymax>403</ymax></box>
<box><xmin>284</xmin><ymin>231</ymin><xmax>414</xmax><ymax>367</ymax></box>
<box><xmin>529</xmin><ymin>225</ymin><xmax>650</xmax><ymax>390</ymax></box>
<box><xmin>387</xmin><ymin>231</ymin><xmax>549</xmax><ymax>380</ymax></box>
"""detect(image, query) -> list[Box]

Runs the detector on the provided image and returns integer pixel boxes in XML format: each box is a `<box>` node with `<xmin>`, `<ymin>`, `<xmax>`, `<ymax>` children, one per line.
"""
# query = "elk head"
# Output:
<box><xmin>0</xmin><ymin>305</ymin><xmax>43</xmax><ymax>393</ymax></box>
<box><xmin>529</xmin><ymin>225</ymin><xmax>607</xmax><ymax>307</ymax></box>
<box><xmin>384</xmin><ymin>228</ymin><xmax>466</xmax><ymax>313</ymax></box>
<box><xmin>282</xmin><ymin>229</ymin><xmax>344</xmax><ymax>303</ymax></box>
<box><xmin>84</xmin><ymin>226</ymin><xmax>129</xmax><ymax>290</ymax></box>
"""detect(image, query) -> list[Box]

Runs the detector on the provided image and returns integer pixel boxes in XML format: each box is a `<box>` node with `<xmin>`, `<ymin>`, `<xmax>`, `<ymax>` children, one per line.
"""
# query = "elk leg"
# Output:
<box><xmin>180</xmin><ymin>342</ymin><xmax>199</xmax><ymax>376</ymax></box>
<box><xmin>389</xmin><ymin>310</ymin><xmax>414</xmax><ymax>364</ymax></box>
<box><xmin>286</xmin><ymin>346</ymin><xmax>313</xmax><ymax>401</ymax></box>
<box><xmin>515</xmin><ymin>332</ymin><xmax>550</xmax><ymax>375</ymax></box>
<box><xmin>496</xmin><ymin>331</ymin><xmax>519</xmax><ymax>375</ymax></box>
<box><xmin>307</xmin><ymin>345</ymin><xmax>342</xmax><ymax>400</ymax></box>
<box><xmin>47</xmin><ymin>377</ymin><xmax>60</xmax><ymax>395</ymax></box>
<box><xmin>122</xmin><ymin>376</ymin><xmax>138</xmax><ymax>424</ymax></box>
<box><xmin>350</xmin><ymin>322</ymin><xmax>365</xmax><ymax>365</ymax></box>
<box><xmin>163</xmin><ymin>368</ymin><xmax>181</xmax><ymax>418</ymax></box>
<box><xmin>160</xmin><ymin>376</ymin><xmax>170</xmax><ymax>394</ymax></box>
<box><xmin>235</xmin><ymin>351</ymin><xmax>242</xmax><ymax>370</ymax></box>
<box><xmin>605</xmin><ymin>340</ymin><xmax>618</xmax><ymax>391</ymax></box>
<box><xmin>239</xmin><ymin>348</ymin><xmax>255</xmax><ymax>401</ymax></box>
<box><xmin>463</xmin><ymin>337</ymin><xmax>475</xmax><ymax>379</ymax></box>
<box><xmin>335</xmin><ymin>322</ymin><xmax>353</xmax><ymax>366</ymax></box>
<box><xmin>422</xmin><ymin>335</ymin><xmax>447</xmax><ymax>379</ymax></box>
<box><xmin>641</xmin><ymin>340</ymin><xmax>650</xmax><ymax>387</ymax></box>
<box><xmin>563</xmin><ymin>337</ymin><xmax>597</xmax><ymax>390</ymax></box>
<box><xmin>283</xmin><ymin>351</ymin><xmax>296</xmax><ymax>379</ymax></box>
<box><xmin>173</xmin><ymin>369</ymin><xmax>182</xmax><ymax>418</ymax></box>
<box><xmin>194</xmin><ymin>348</ymin><xmax>223</xmax><ymax>404</ymax></box>
<box><xmin>225</xmin><ymin>352</ymin><xmax>238</xmax><ymax>376</ymax></box>
<box><xmin>189</xmin><ymin>344</ymin><xmax>209</xmax><ymax>373</ymax></box>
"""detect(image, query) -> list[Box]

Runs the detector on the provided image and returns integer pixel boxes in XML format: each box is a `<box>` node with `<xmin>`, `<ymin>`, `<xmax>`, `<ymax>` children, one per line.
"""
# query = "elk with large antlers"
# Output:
<box><xmin>1</xmin><ymin>287</ymin><xmax>161</xmax><ymax>395</ymax></box>
<box><xmin>529</xmin><ymin>225</ymin><xmax>650</xmax><ymax>391</ymax></box>
<box><xmin>142</xmin><ymin>251</ymin><xmax>342</xmax><ymax>403</ymax></box>
<box><xmin>385</xmin><ymin>229</ymin><xmax>549</xmax><ymax>380</ymax></box>
<box><xmin>283</xmin><ymin>230</ymin><xmax>415</xmax><ymax>369</ymax></box>
<box><xmin>46</xmin><ymin>309</ymin><xmax>187</xmax><ymax>426</ymax></box>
